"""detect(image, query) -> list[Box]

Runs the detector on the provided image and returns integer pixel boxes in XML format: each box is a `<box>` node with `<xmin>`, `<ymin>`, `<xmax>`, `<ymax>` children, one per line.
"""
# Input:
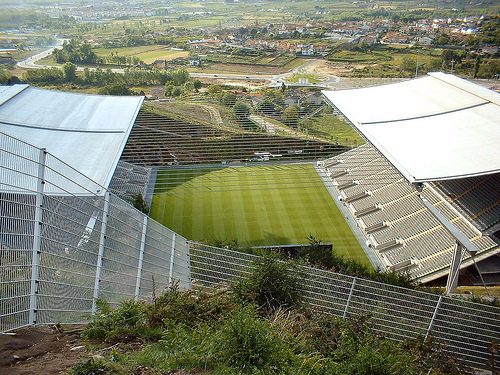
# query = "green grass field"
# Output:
<box><xmin>150</xmin><ymin>163</ymin><xmax>369</xmax><ymax>265</ymax></box>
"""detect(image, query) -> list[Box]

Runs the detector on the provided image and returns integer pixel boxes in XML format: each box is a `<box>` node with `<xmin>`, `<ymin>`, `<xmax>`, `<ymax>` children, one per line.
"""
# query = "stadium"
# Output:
<box><xmin>1</xmin><ymin>73</ymin><xmax>499</xmax><ymax>368</ymax></box>
<box><xmin>122</xmin><ymin>72</ymin><xmax>500</xmax><ymax>289</ymax></box>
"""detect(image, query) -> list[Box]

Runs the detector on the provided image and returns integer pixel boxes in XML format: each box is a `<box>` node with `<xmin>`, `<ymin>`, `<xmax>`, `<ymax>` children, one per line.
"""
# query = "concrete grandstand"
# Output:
<box><xmin>322</xmin><ymin>72</ymin><xmax>500</xmax><ymax>286</ymax></box>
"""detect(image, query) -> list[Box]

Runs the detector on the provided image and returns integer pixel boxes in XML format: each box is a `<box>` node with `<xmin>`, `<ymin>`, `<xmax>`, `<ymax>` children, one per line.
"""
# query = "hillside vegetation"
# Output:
<box><xmin>73</xmin><ymin>253</ymin><xmax>476</xmax><ymax>375</ymax></box>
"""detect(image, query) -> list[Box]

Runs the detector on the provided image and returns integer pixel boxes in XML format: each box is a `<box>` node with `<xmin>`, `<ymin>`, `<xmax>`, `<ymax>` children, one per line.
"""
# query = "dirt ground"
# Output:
<box><xmin>0</xmin><ymin>325</ymin><xmax>91</xmax><ymax>375</ymax></box>
<box><xmin>298</xmin><ymin>59</ymin><xmax>357</xmax><ymax>76</ymax></box>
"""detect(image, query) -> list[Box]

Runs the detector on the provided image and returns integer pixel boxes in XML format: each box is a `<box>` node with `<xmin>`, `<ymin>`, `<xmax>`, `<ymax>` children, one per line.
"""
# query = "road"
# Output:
<box><xmin>16</xmin><ymin>43</ymin><xmax>348</xmax><ymax>89</ymax></box>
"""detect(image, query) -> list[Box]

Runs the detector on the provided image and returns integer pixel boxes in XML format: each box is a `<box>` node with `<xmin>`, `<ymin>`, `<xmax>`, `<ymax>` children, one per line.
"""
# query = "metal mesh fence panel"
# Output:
<box><xmin>346</xmin><ymin>278</ymin><xmax>440</xmax><ymax>343</ymax></box>
<box><xmin>1</xmin><ymin>131</ymin><xmax>190</xmax><ymax>330</ymax></box>
<box><xmin>188</xmin><ymin>242</ymin><xmax>500</xmax><ymax>370</ymax></box>
<box><xmin>189</xmin><ymin>243</ymin><xmax>257</xmax><ymax>290</ymax></box>
<box><xmin>430</xmin><ymin>296</ymin><xmax>500</xmax><ymax>369</ymax></box>
<box><xmin>138</xmin><ymin>220</ymin><xmax>190</xmax><ymax>299</ymax></box>
<box><xmin>1</xmin><ymin>134</ymin><xmax>43</xmax><ymax>331</ymax></box>
<box><xmin>300</xmin><ymin>266</ymin><xmax>356</xmax><ymax>317</ymax></box>
<box><xmin>35</xmin><ymin>195</ymin><xmax>102</xmax><ymax>324</ymax></box>
<box><xmin>98</xmin><ymin>195</ymin><xmax>144</xmax><ymax>306</ymax></box>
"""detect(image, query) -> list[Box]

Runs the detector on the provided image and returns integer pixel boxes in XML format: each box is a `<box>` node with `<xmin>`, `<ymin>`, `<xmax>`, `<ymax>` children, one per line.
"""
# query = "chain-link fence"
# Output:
<box><xmin>189</xmin><ymin>242</ymin><xmax>500</xmax><ymax>370</ymax></box>
<box><xmin>1</xmin><ymin>131</ymin><xmax>189</xmax><ymax>331</ymax></box>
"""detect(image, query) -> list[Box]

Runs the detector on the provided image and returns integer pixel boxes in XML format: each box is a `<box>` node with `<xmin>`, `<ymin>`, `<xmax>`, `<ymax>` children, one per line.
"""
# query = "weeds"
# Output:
<box><xmin>79</xmin><ymin>255</ymin><xmax>469</xmax><ymax>375</ymax></box>
<box><xmin>68</xmin><ymin>358</ymin><xmax>113</xmax><ymax>375</ymax></box>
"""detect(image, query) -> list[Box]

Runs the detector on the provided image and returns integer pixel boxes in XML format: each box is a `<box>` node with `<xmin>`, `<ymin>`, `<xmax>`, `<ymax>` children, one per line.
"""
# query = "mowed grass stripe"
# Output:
<box><xmin>150</xmin><ymin>164</ymin><xmax>369</xmax><ymax>265</ymax></box>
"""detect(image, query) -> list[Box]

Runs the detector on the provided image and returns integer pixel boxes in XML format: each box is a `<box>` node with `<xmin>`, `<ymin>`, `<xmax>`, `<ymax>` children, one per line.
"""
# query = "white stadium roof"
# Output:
<box><xmin>0</xmin><ymin>84</ymin><xmax>143</xmax><ymax>194</ymax></box>
<box><xmin>323</xmin><ymin>72</ymin><xmax>500</xmax><ymax>184</ymax></box>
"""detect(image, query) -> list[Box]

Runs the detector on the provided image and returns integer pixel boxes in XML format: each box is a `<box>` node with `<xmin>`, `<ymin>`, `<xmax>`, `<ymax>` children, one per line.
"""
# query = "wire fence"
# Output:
<box><xmin>1</xmin><ymin>131</ymin><xmax>189</xmax><ymax>331</ymax></box>
<box><xmin>1</xmin><ymin>130</ymin><xmax>499</xmax><ymax>370</ymax></box>
<box><xmin>189</xmin><ymin>242</ymin><xmax>500</xmax><ymax>371</ymax></box>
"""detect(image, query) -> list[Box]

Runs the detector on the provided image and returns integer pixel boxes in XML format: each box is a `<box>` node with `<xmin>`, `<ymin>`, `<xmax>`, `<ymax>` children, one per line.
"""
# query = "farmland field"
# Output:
<box><xmin>93</xmin><ymin>45</ymin><xmax>189</xmax><ymax>64</ymax></box>
<box><xmin>150</xmin><ymin>163</ymin><xmax>369</xmax><ymax>265</ymax></box>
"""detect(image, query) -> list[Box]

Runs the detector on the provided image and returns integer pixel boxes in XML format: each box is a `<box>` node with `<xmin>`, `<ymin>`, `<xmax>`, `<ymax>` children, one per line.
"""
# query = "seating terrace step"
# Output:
<box><xmin>354</xmin><ymin>203</ymin><xmax>382</xmax><ymax>218</ymax></box>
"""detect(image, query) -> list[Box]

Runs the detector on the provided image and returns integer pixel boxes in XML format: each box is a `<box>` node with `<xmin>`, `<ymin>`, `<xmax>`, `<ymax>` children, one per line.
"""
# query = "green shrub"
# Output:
<box><xmin>216</xmin><ymin>306</ymin><xmax>292</xmax><ymax>373</ymax></box>
<box><xmin>148</xmin><ymin>285</ymin><xmax>234</xmax><ymax>328</ymax></box>
<box><xmin>231</xmin><ymin>252</ymin><xmax>304</xmax><ymax>313</ymax></box>
<box><xmin>68</xmin><ymin>358</ymin><xmax>113</xmax><ymax>375</ymax></box>
<box><xmin>82</xmin><ymin>299</ymin><xmax>162</xmax><ymax>342</ymax></box>
<box><xmin>299</xmin><ymin>234</ymin><xmax>423</xmax><ymax>290</ymax></box>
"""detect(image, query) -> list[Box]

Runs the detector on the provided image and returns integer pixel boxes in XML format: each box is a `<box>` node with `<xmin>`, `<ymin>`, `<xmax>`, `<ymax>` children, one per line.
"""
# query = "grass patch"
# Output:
<box><xmin>287</xmin><ymin>73</ymin><xmax>323</xmax><ymax>83</ymax></box>
<box><xmin>327</xmin><ymin>50</ymin><xmax>393</xmax><ymax>63</ymax></box>
<box><xmin>150</xmin><ymin>163</ymin><xmax>368</xmax><ymax>265</ymax></box>
<box><xmin>92</xmin><ymin>45</ymin><xmax>189</xmax><ymax>64</ymax></box>
<box><xmin>92</xmin><ymin>45</ymin><xmax>161</xmax><ymax>57</ymax></box>
<box><xmin>301</xmin><ymin>110</ymin><xmax>365</xmax><ymax>147</ymax></box>
<box><xmin>134</xmin><ymin>49</ymin><xmax>189</xmax><ymax>64</ymax></box>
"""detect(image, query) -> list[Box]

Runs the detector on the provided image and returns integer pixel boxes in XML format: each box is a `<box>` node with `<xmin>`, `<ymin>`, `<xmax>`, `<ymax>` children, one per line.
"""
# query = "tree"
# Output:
<box><xmin>172</xmin><ymin>67</ymin><xmax>190</xmax><ymax>86</ymax></box>
<box><xmin>434</xmin><ymin>33</ymin><xmax>450</xmax><ymax>45</ymax></box>
<box><xmin>184</xmin><ymin>81</ymin><xmax>194</xmax><ymax>93</ymax></box>
<box><xmin>221</xmin><ymin>92</ymin><xmax>237</xmax><ymax>107</ymax></box>
<box><xmin>79</xmin><ymin>42</ymin><xmax>96</xmax><ymax>64</ymax></box>
<box><xmin>441</xmin><ymin>49</ymin><xmax>461</xmax><ymax>70</ymax></box>
<box><xmin>233</xmin><ymin>101</ymin><xmax>250</xmax><ymax>120</ymax></box>
<box><xmin>98</xmin><ymin>83</ymin><xmax>132</xmax><ymax>96</ymax></box>
<box><xmin>126</xmin><ymin>193</ymin><xmax>150</xmax><ymax>214</ymax></box>
<box><xmin>474</xmin><ymin>55</ymin><xmax>482</xmax><ymax>78</ymax></box>
<box><xmin>282</xmin><ymin>104</ymin><xmax>299</xmax><ymax>128</ymax></box>
<box><xmin>0</xmin><ymin>69</ymin><xmax>9</xmax><ymax>84</ymax></box>
<box><xmin>193</xmin><ymin>79</ymin><xmax>202</xmax><ymax>91</ymax></box>
<box><xmin>231</xmin><ymin>251</ymin><xmax>304</xmax><ymax>312</ymax></box>
<box><xmin>172</xmin><ymin>87</ymin><xmax>182</xmax><ymax>97</ymax></box>
<box><xmin>428</xmin><ymin>57</ymin><xmax>442</xmax><ymax>71</ymax></box>
<box><xmin>207</xmin><ymin>84</ymin><xmax>223</xmax><ymax>94</ymax></box>
<box><xmin>82</xmin><ymin>67</ymin><xmax>91</xmax><ymax>83</ymax></box>
<box><xmin>401</xmin><ymin>56</ymin><xmax>417</xmax><ymax>74</ymax></box>
<box><xmin>62</xmin><ymin>62</ymin><xmax>77</xmax><ymax>82</ymax></box>
<box><xmin>165</xmin><ymin>82</ymin><xmax>174</xmax><ymax>96</ymax></box>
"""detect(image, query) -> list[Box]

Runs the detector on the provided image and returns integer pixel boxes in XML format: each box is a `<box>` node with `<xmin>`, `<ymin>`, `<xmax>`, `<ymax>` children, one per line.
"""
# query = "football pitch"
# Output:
<box><xmin>150</xmin><ymin>163</ymin><xmax>369</xmax><ymax>265</ymax></box>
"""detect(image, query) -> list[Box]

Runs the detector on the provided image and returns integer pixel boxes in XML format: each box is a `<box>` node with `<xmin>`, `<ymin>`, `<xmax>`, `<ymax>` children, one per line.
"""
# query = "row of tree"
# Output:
<box><xmin>23</xmin><ymin>64</ymin><xmax>192</xmax><ymax>90</ymax></box>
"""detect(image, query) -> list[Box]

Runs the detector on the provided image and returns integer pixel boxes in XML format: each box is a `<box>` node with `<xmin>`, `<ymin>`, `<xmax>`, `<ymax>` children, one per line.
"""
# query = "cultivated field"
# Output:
<box><xmin>93</xmin><ymin>45</ymin><xmax>190</xmax><ymax>64</ymax></box>
<box><xmin>150</xmin><ymin>163</ymin><xmax>368</xmax><ymax>265</ymax></box>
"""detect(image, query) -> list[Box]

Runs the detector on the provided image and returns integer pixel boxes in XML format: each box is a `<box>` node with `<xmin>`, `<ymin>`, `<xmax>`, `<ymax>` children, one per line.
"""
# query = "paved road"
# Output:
<box><xmin>17</xmin><ymin>44</ymin><xmax>347</xmax><ymax>89</ymax></box>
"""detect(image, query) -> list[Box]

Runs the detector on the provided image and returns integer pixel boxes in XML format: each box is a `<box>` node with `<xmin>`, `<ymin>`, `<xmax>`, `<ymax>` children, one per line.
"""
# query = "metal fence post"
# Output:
<box><xmin>343</xmin><ymin>276</ymin><xmax>357</xmax><ymax>319</ymax></box>
<box><xmin>186</xmin><ymin>241</ymin><xmax>191</xmax><ymax>289</ymax></box>
<box><xmin>29</xmin><ymin>148</ymin><xmax>47</xmax><ymax>326</ymax></box>
<box><xmin>168</xmin><ymin>233</ymin><xmax>176</xmax><ymax>287</ymax></box>
<box><xmin>92</xmin><ymin>192</ymin><xmax>110</xmax><ymax>315</ymax></box>
<box><xmin>425</xmin><ymin>295</ymin><xmax>443</xmax><ymax>340</ymax></box>
<box><xmin>135</xmin><ymin>215</ymin><xmax>148</xmax><ymax>301</ymax></box>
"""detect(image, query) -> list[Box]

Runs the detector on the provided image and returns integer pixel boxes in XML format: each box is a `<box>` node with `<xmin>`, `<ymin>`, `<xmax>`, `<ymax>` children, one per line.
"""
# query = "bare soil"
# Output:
<box><xmin>0</xmin><ymin>325</ymin><xmax>91</xmax><ymax>375</ymax></box>
<box><xmin>0</xmin><ymin>326</ymin><xmax>208</xmax><ymax>375</ymax></box>
<box><xmin>209</xmin><ymin>62</ymin><xmax>285</xmax><ymax>75</ymax></box>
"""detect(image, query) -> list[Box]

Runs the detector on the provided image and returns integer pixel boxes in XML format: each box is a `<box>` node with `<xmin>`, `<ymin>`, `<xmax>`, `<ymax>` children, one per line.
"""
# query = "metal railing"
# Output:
<box><xmin>1</xmin><ymin>130</ymin><xmax>499</xmax><ymax>370</ymax></box>
<box><xmin>190</xmin><ymin>242</ymin><xmax>500</xmax><ymax>370</ymax></box>
<box><xmin>1</xmin><ymin>131</ymin><xmax>189</xmax><ymax>331</ymax></box>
